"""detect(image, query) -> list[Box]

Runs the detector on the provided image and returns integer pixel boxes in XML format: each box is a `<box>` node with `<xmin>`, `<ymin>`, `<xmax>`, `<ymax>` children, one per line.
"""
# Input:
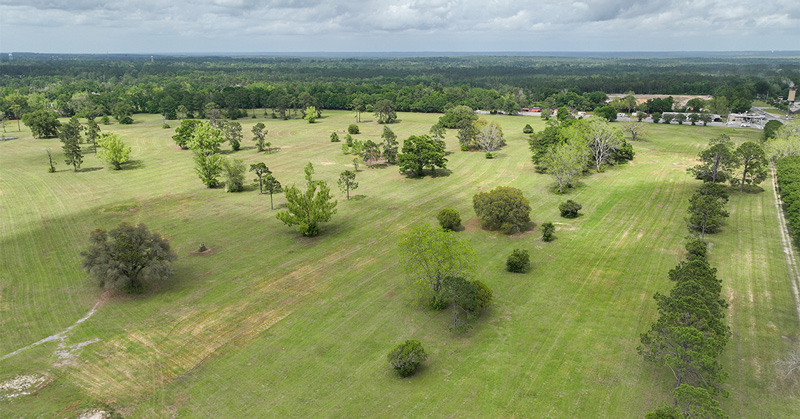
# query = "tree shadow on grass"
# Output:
<box><xmin>122</xmin><ymin>160</ymin><xmax>145</xmax><ymax>170</ymax></box>
<box><xmin>740</xmin><ymin>185</ymin><xmax>765</xmax><ymax>194</ymax></box>
<box><xmin>79</xmin><ymin>167</ymin><xmax>104</xmax><ymax>173</ymax></box>
<box><xmin>350</xmin><ymin>194</ymin><xmax>367</xmax><ymax>201</ymax></box>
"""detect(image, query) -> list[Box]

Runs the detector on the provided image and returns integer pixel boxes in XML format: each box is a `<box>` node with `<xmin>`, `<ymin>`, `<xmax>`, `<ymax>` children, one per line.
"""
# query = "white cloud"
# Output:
<box><xmin>0</xmin><ymin>0</ymin><xmax>798</xmax><ymax>52</ymax></box>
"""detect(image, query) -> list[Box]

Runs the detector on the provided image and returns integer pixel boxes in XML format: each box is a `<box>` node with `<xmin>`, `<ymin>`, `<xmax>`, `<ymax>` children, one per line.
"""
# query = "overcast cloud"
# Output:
<box><xmin>1</xmin><ymin>0</ymin><xmax>798</xmax><ymax>53</ymax></box>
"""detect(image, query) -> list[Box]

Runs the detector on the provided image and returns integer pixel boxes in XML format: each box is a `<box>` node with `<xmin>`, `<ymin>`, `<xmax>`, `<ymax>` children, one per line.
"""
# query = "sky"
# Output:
<box><xmin>1</xmin><ymin>0</ymin><xmax>799</xmax><ymax>54</ymax></box>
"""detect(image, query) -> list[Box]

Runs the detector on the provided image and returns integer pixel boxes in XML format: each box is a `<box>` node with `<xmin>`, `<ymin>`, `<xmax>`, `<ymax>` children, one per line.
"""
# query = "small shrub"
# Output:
<box><xmin>345</xmin><ymin>134</ymin><xmax>354</xmax><ymax>146</ymax></box>
<box><xmin>485</xmin><ymin>152</ymin><xmax>494</xmax><ymax>159</ymax></box>
<box><xmin>388</xmin><ymin>339</ymin><xmax>428</xmax><ymax>377</ymax></box>
<box><xmin>348</xmin><ymin>124</ymin><xmax>360</xmax><ymax>134</ymax></box>
<box><xmin>101</xmin><ymin>115</ymin><xmax>111</xmax><ymax>125</ymax></box>
<box><xmin>199</xmin><ymin>243</ymin><xmax>207</xmax><ymax>252</ymax></box>
<box><xmin>473</xmin><ymin>280</ymin><xmax>493</xmax><ymax>312</ymax></box>
<box><xmin>437</xmin><ymin>208</ymin><xmax>462</xmax><ymax>231</ymax></box>
<box><xmin>330</xmin><ymin>132</ymin><xmax>340</xmax><ymax>142</ymax></box>
<box><xmin>473</xmin><ymin>186</ymin><xmax>532</xmax><ymax>234</ymax></box>
<box><xmin>541</xmin><ymin>222</ymin><xmax>555</xmax><ymax>242</ymax></box>
<box><xmin>506</xmin><ymin>249</ymin><xmax>530</xmax><ymax>273</ymax></box>
<box><xmin>685</xmin><ymin>239</ymin><xmax>708</xmax><ymax>260</ymax></box>
<box><xmin>523</xmin><ymin>124</ymin><xmax>533</xmax><ymax>134</ymax></box>
<box><xmin>559</xmin><ymin>200</ymin><xmax>582</xmax><ymax>218</ymax></box>
<box><xmin>161</xmin><ymin>123</ymin><xmax>170</xmax><ymax>129</ymax></box>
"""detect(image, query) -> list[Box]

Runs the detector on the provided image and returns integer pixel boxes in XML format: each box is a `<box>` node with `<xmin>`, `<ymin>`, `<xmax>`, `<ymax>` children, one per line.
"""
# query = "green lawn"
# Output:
<box><xmin>1</xmin><ymin>111</ymin><xmax>798</xmax><ymax>417</ymax></box>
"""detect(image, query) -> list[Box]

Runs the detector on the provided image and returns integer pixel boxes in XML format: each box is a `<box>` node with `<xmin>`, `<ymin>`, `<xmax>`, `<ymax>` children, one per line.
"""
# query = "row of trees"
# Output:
<box><xmin>776</xmin><ymin>155</ymin><xmax>800</xmax><ymax>247</ymax></box>
<box><xmin>437</xmin><ymin>106</ymin><xmax>506</xmax><ymax>152</ymax></box>
<box><xmin>529</xmin><ymin>116</ymin><xmax>634</xmax><ymax>193</ymax></box>
<box><xmin>639</xmin><ymin>240</ymin><xmax>730</xmax><ymax>418</ymax></box>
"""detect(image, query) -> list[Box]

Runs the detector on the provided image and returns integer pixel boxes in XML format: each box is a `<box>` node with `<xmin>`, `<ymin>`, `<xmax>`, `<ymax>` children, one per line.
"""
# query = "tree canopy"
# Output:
<box><xmin>276</xmin><ymin>163</ymin><xmax>338</xmax><ymax>236</ymax></box>
<box><xmin>398</xmin><ymin>135</ymin><xmax>447</xmax><ymax>177</ymax></box>
<box><xmin>472</xmin><ymin>186</ymin><xmax>532</xmax><ymax>234</ymax></box>
<box><xmin>81</xmin><ymin>223</ymin><xmax>177</xmax><ymax>293</ymax></box>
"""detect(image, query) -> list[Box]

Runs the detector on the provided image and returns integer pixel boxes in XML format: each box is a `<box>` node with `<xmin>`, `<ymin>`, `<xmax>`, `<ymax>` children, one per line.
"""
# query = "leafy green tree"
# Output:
<box><xmin>651</xmin><ymin>112</ymin><xmax>662</xmax><ymax>124</ymax></box>
<box><xmin>662</xmin><ymin>113</ymin><xmax>674</xmax><ymax>124</ymax></box>
<box><xmin>173</xmin><ymin>119</ymin><xmax>202</xmax><ymax>149</ymax></box>
<box><xmin>674</xmin><ymin>114</ymin><xmax>687</xmax><ymax>125</ymax></box>
<box><xmin>81</xmin><ymin>223</ymin><xmax>177</xmax><ymax>293</ymax></box>
<box><xmin>541</xmin><ymin>222</ymin><xmax>555</xmax><ymax>242</ymax></box>
<box><xmin>687</xmin><ymin>192</ymin><xmax>729</xmax><ymax>238</ymax></box>
<box><xmin>84</xmin><ymin>118</ymin><xmax>100</xmax><ymax>151</ymax></box>
<box><xmin>337</xmin><ymin>170</ymin><xmax>358</xmax><ymax>199</ymax></box>
<box><xmin>557</xmin><ymin>106</ymin><xmax>571</xmax><ymax>121</ymax></box>
<box><xmin>222</xmin><ymin>121</ymin><xmax>243</xmax><ymax>151</ymax></box>
<box><xmin>688</xmin><ymin>113</ymin><xmax>700</xmax><ymax>125</ymax></box>
<box><xmin>250</xmin><ymin>162</ymin><xmax>271</xmax><ymax>194</ymax></box>
<box><xmin>636</xmin><ymin>111</ymin><xmax>648</xmax><ymax>122</ymax></box>
<box><xmin>673</xmin><ymin>384</ymin><xmax>727</xmax><ymax>419</ymax></box>
<box><xmin>398</xmin><ymin>135</ymin><xmax>447</xmax><ymax>177</ymax></box>
<box><xmin>387</xmin><ymin>340</ymin><xmax>427</xmax><ymax>377</ymax></box>
<box><xmin>381</xmin><ymin>125</ymin><xmax>399</xmax><ymax>164</ymax></box>
<box><xmin>22</xmin><ymin>110</ymin><xmax>61</xmax><ymax>138</ymax></box>
<box><xmin>348</xmin><ymin>124</ymin><xmax>360</xmax><ymax>134</ymax></box>
<box><xmin>442</xmin><ymin>276</ymin><xmax>478</xmax><ymax>329</ymax></box>
<box><xmin>506</xmin><ymin>249</ymin><xmax>530</xmax><ymax>273</ymax></box>
<box><xmin>304</xmin><ymin>106</ymin><xmax>317</xmax><ymax>123</ymax></box>
<box><xmin>429</xmin><ymin>122</ymin><xmax>446</xmax><ymax>141</ymax></box>
<box><xmin>594</xmin><ymin>105</ymin><xmax>617</xmax><ymax>121</ymax></box>
<box><xmin>97</xmin><ymin>133</ymin><xmax>132</xmax><ymax>170</ymax></box>
<box><xmin>559</xmin><ymin>200</ymin><xmax>582</xmax><ymax>218</ymax></box>
<box><xmin>436</xmin><ymin>208</ymin><xmax>462</xmax><ymax>231</ymax></box>
<box><xmin>194</xmin><ymin>152</ymin><xmax>224</xmax><ymax>188</ymax></box>
<box><xmin>59</xmin><ymin>118</ymin><xmax>83</xmax><ymax>172</ymax></box>
<box><xmin>352</xmin><ymin>158</ymin><xmax>360</xmax><ymax>172</ymax></box>
<box><xmin>351</xmin><ymin>97</ymin><xmax>366</xmax><ymax>122</ymax></box>
<box><xmin>251</xmin><ymin>122</ymin><xmax>269</xmax><ymax>151</ymax></box>
<box><xmin>523</xmin><ymin>123</ymin><xmax>533</xmax><ymax>134</ymax></box>
<box><xmin>222</xmin><ymin>157</ymin><xmax>246</xmax><ymax>192</ymax></box>
<box><xmin>398</xmin><ymin>224</ymin><xmax>477</xmax><ymax>305</ymax></box>
<box><xmin>763</xmin><ymin>120</ymin><xmax>783</xmax><ymax>141</ymax></box>
<box><xmin>113</xmin><ymin>102</ymin><xmax>134</xmax><ymax>124</ymax></box>
<box><xmin>188</xmin><ymin>122</ymin><xmax>225</xmax><ymax>155</ymax></box>
<box><xmin>373</xmin><ymin>99</ymin><xmax>397</xmax><ymax>124</ymax></box>
<box><xmin>688</xmin><ymin>135</ymin><xmax>738</xmax><ymax>183</ymax></box>
<box><xmin>330</xmin><ymin>131</ymin><xmax>340</xmax><ymax>142</ymax></box>
<box><xmin>276</xmin><ymin>163</ymin><xmax>338</xmax><ymax>236</ymax></box>
<box><xmin>439</xmin><ymin>105</ymin><xmax>478</xmax><ymax>149</ymax></box>
<box><xmin>361</xmin><ymin>139</ymin><xmax>382</xmax><ymax>168</ymax></box>
<box><xmin>529</xmin><ymin>123</ymin><xmax>569</xmax><ymax>168</ymax></box>
<box><xmin>473</xmin><ymin>186</ymin><xmax>532</xmax><ymax>234</ymax></box>
<box><xmin>732</xmin><ymin>142</ymin><xmax>767</xmax><ymax>191</ymax></box>
<box><xmin>541</xmin><ymin>138</ymin><xmax>589</xmax><ymax>193</ymax></box>
<box><xmin>263</xmin><ymin>174</ymin><xmax>282</xmax><ymax>210</ymax></box>
<box><xmin>699</xmin><ymin>113</ymin><xmax>713</xmax><ymax>126</ymax></box>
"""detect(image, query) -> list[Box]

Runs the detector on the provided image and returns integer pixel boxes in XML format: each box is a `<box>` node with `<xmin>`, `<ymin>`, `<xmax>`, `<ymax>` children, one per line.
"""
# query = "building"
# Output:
<box><xmin>789</xmin><ymin>86</ymin><xmax>797</xmax><ymax>103</ymax></box>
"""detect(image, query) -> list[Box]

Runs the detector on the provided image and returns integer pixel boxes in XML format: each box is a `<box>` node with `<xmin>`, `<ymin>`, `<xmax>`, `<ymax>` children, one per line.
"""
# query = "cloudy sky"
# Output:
<box><xmin>1</xmin><ymin>0</ymin><xmax>799</xmax><ymax>53</ymax></box>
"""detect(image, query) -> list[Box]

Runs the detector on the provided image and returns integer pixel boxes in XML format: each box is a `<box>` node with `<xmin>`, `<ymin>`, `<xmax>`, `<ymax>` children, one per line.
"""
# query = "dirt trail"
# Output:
<box><xmin>770</xmin><ymin>164</ymin><xmax>800</xmax><ymax>327</ymax></box>
<box><xmin>0</xmin><ymin>302</ymin><xmax>100</xmax><ymax>361</ymax></box>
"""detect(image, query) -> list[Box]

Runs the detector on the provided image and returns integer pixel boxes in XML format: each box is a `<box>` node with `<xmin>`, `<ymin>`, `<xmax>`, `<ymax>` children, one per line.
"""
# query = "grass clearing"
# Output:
<box><xmin>1</xmin><ymin>111</ymin><xmax>798</xmax><ymax>417</ymax></box>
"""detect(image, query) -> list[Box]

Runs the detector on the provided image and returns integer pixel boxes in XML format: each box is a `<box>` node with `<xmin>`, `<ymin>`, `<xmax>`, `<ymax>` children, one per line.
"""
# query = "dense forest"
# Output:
<box><xmin>1</xmin><ymin>54</ymin><xmax>799</xmax><ymax>122</ymax></box>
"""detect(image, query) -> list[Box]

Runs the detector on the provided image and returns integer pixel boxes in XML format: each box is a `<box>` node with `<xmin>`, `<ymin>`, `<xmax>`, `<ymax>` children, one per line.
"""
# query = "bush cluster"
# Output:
<box><xmin>436</xmin><ymin>208</ymin><xmax>462</xmax><ymax>231</ymax></box>
<box><xmin>348</xmin><ymin>124</ymin><xmax>360</xmax><ymax>134</ymax></box>
<box><xmin>387</xmin><ymin>339</ymin><xmax>427</xmax><ymax>377</ymax></box>
<box><xmin>559</xmin><ymin>200</ymin><xmax>581</xmax><ymax>218</ymax></box>
<box><xmin>541</xmin><ymin>222</ymin><xmax>555</xmax><ymax>242</ymax></box>
<box><xmin>473</xmin><ymin>186</ymin><xmax>531</xmax><ymax>234</ymax></box>
<box><xmin>506</xmin><ymin>249</ymin><xmax>530</xmax><ymax>273</ymax></box>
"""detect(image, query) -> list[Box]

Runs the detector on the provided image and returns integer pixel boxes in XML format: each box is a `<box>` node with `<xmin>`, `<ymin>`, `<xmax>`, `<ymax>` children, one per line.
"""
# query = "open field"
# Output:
<box><xmin>1</xmin><ymin>111</ymin><xmax>799</xmax><ymax>417</ymax></box>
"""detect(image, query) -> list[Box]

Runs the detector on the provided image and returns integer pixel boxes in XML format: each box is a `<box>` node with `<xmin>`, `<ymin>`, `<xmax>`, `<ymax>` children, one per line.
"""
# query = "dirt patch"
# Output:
<box><xmin>191</xmin><ymin>248</ymin><xmax>214</xmax><ymax>256</ymax></box>
<box><xmin>0</xmin><ymin>374</ymin><xmax>51</xmax><ymax>401</ymax></box>
<box><xmin>77</xmin><ymin>409</ymin><xmax>112</xmax><ymax>419</ymax></box>
<box><xmin>464</xmin><ymin>217</ymin><xmax>481</xmax><ymax>231</ymax></box>
<box><xmin>552</xmin><ymin>222</ymin><xmax>578</xmax><ymax>231</ymax></box>
<box><xmin>388</xmin><ymin>206</ymin><xmax>398</xmax><ymax>210</ymax></box>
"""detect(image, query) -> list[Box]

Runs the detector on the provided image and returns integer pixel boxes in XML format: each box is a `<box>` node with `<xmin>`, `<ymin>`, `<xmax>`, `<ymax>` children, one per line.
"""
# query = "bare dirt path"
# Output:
<box><xmin>770</xmin><ymin>164</ymin><xmax>800</xmax><ymax>327</ymax></box>
<box><xmin>0</xmin><ymin>302</ymin><xmax>100</xmax><ymax>361</ymax></box>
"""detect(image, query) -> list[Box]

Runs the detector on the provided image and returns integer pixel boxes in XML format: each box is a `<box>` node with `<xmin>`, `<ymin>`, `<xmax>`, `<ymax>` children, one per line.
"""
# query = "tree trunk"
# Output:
<box><xmin>269</xmin><ymin>192</ymin><xmax>274</xmax><ymax>210</ymax></box>
<box><xmin>346</xmin><ymin>186</ymin><xmax>350</xmax><ymax>200</ymax></box>
<box><xmin>740</xmin><ymin>161</ymin><xmax>749</xmax><ymax>192</ymax></box>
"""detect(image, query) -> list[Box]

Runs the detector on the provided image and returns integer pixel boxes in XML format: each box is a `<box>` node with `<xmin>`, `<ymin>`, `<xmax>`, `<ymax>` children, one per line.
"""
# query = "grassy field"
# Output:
<box><xmin>1</xmin><ymin>111</ymin><xmax>798</xmax><ymax>417</ymax></box>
